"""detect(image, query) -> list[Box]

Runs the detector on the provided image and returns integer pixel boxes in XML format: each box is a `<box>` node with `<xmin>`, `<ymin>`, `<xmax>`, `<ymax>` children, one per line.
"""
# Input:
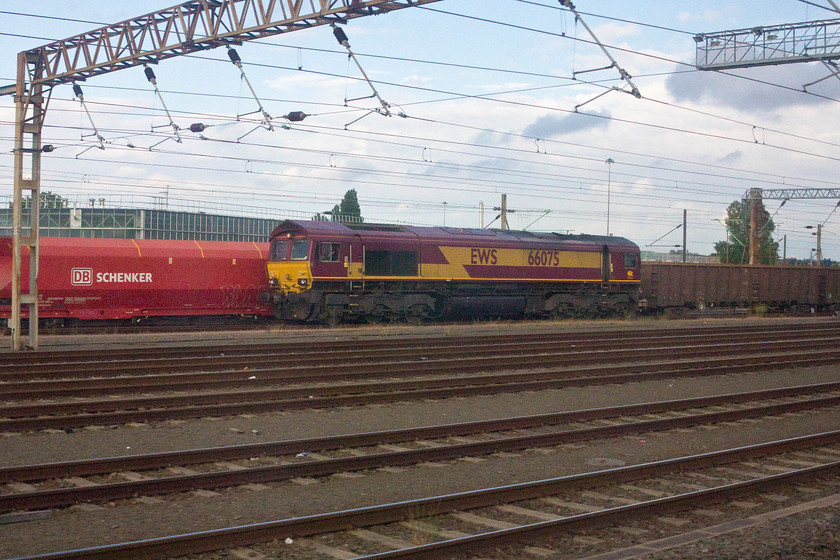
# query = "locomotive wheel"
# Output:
<box><xmin>607</xmin><ymin>303</ymin><xmax>632</xmax><ymax>319</ymax></box>
<box><xmin>582</xmin><ymin>304</ymin><xmax>603</xmax><ymax>319</ymax></box>
<box><xmin>364</xmin><ymin>305</ymin><xmax>392</xmax><ymax>324</ymax></box>
<box><xmin>322</xmin><ymin>307</ymin><xmax>343</xmax><ymax>327</ymax></box>
<box><xmin>404</xmin><ymin>304</ymin><xmax>431</xmax><ymax>325</ymax></box>
<box><xmin>549</xmin><ymin>303</ymin><xmax>574</xmax><ymax>320</ymax></box>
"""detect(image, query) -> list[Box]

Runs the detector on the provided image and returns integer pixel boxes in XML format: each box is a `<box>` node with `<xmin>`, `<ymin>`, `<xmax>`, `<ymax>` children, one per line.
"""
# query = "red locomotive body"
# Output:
<box><xmin>266</xmin><ymin>220</ymin><xmax>641</xmax><ymax>323</ymax></box>
<box><xmin>0</xmin><ymin>237</ymin><xmax>272</xmax><ymax>323</ymax></box>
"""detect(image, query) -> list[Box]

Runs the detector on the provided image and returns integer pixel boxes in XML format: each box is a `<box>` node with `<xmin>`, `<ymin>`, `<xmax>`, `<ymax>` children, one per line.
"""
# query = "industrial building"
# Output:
<box><xmin>0</xmin><ymin>206</ymin><xmax>282</xmax><ymax>242</ymax></box>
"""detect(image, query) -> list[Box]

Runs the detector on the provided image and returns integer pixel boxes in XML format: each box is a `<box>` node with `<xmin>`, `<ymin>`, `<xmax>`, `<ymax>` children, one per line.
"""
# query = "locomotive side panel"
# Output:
<box><xmin>420</xmin><ymin>244</ymin><xmax>603</xmax><ymax>282</ymax></box>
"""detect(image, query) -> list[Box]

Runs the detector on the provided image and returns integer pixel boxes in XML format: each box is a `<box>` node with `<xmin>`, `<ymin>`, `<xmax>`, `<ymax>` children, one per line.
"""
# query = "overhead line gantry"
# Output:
<box><xmin>4</xmin><ymin>0</ymin><xmax>442</xmax><ymax>350</ymax></box>
<box><xmin>743</xmin><ymin>187</ymin><xmax>840</xmax><ymax>266</ymax></box>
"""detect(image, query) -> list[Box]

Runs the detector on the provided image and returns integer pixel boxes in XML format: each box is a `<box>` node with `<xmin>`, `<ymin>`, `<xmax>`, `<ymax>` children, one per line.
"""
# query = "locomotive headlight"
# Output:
<box><xmin>298</xmin><ymin>278</ymin><xmax>309</xmax><ymax>287</ymax></box>
<box><xmin>269</xmin><ymin>276</ymin><xmax>279</xmax><ymax>287</ymax></box>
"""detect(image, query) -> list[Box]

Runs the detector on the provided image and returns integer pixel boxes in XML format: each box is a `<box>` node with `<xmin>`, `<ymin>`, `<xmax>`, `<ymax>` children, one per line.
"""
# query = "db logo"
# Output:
<box><xmin>71</xmin><ymin>268</ymin><xmax>93</xmax><ymax>286</ymax></box>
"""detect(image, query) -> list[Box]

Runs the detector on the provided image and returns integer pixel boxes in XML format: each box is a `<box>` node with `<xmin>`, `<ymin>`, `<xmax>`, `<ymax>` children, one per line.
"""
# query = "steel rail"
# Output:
<box><xmin>5</xmin><ymin>326</ymin><xmax>838</xmax><ymax>387</ymax></box>
<box><xmin>4</xmin><ymin>326</ymin><xmax>822</xmax><ymax>379</ymax></box>
<box><xmin>2</xmin><ymin>384</ymin><xmax>840</xmax><ymax>513</ymax></box>
<box><xmin>3</xmin><ymin>348</ymin><xmax>840</xmax><ymax>432</ymax></box>
<box><xmin>3</xmin><ymin>379</ymin><xmax>839</xmax><ymax>482</ymax></box>
<box><xmin>2</xmin><ymin>322</ymin><xmax>836</xmax><ymax>377</ymax></box>
<box><xmin>5</xmin><ymin>334</ymin><xmax>840</xmax><ymax>400</ymax></box>
<box><xmin>4</xmin><ymin>343</ymin><xmax>840</xmax><ymax>416</ymax></box>
<box><xmin>0</xmin><ymin>325</ymin><xmax>668</xmax><ymax>370</ymax></box>
<box><xmin>12</xmin><ymin>431</ymin><xmax>840</xmax><ymax>560</ymax></box>
<box><xmin>351</xmin><ymin>463</ymin><xmax>840</xmax><ymax>559</ymax></box>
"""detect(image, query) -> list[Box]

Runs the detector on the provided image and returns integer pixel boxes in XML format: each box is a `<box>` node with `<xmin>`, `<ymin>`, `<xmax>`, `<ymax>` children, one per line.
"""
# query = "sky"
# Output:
<box><xmin>2</xmin><ymin>0</ymin><xmax>840</xmax><ymax>260</ymax></box>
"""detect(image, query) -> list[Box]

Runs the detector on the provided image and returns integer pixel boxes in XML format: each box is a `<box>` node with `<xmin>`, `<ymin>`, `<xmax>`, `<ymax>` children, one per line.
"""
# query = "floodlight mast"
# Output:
<box><xmin>6</xmin><ymin>0</ymin><xmax>442</xmax><ymax>351</ymax></box>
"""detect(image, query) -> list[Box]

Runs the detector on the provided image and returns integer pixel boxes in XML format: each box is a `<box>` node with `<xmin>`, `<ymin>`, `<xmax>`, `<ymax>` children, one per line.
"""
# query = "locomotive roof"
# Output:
<box><xmin>269</xmin><ymin>220</ymin><xmax>639</xmax><ymax>250</ymax></box>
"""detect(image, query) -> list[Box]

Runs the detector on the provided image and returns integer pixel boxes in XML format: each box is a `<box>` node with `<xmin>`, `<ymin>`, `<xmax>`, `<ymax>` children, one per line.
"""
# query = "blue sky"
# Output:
<box><xmin>2</xmin><ymin>1</ymin><xmax>840</xmax><ymax>259</ymax></box>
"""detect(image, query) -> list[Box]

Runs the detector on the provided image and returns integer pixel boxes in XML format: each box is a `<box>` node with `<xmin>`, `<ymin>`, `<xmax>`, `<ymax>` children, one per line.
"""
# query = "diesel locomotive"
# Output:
<box><xmin>266</xmin><ymin>220</ymin><xmax>641</xmax><ymax>324</ymax></box>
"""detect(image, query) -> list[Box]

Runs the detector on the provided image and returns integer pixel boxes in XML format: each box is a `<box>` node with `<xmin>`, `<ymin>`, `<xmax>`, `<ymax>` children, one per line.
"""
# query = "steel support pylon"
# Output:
<box><xmin>11</xmin><ymin>52</ymin><xmax>46</xmax><ymax>350</ymax></box>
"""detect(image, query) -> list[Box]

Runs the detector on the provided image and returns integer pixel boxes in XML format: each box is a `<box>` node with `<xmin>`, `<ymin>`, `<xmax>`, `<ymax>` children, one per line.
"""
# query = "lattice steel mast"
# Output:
<box><xmin>5</xmin><ymin>0</ymin><xmax>442</xmax><ymax>350</ymax></box>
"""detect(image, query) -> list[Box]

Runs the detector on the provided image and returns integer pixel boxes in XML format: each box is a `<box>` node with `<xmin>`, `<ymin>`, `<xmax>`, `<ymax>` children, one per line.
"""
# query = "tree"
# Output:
<box><xmin>335</xmin><ymin>189</ymin><xmax>362</xmax><ymax>222</ymax></box>
<box><xmin>9</xmin><ymin>190</ymin><xmax>70</xmax><ymax>209</ymax></box>
<box><xmin>714</xmin><ymin>198</ymin><xmax>779</xmax><ymax>264</ymax></box>
<box><xmin>313</xmin><ymin>189</ymin><xmax>364</xmax><ymax>223</ymax></box>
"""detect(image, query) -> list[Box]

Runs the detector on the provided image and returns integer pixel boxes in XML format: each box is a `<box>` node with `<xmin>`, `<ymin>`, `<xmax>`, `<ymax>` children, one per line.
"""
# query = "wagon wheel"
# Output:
<box><xmin>404</xmin><ymin>304</ymin><xmax>431</xmax><ymax>325</ymax></box>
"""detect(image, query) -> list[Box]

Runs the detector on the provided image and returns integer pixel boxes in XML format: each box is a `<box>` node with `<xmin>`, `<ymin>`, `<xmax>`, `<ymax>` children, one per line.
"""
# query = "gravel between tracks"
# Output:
<box><xmin>1</xmin><ymin>317</ymin><xmax>839</xmax><ymax>559</ymax></box>
<box><xmin>633</xmin><ymin>502</ymin><xmax>840</xmax><ymax>560</ymax></box>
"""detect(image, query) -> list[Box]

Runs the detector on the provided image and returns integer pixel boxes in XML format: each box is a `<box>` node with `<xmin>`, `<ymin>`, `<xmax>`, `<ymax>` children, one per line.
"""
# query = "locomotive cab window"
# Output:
<box><xmin>270</xmin><ymin>240</ymin><xmax>289</xmax><ymax>261</ymax></box>
<box><xmin>290</xmin><ymin>239</ymin><xmax>311</xmax><ymax>261</ymax></box>
<box><xmin>625</xmin><ymin>253</ymin><xmax>639</xmax><ymax>269</ymax></box>
<box><xmin>319</xmin><ymin>242</ymin><xmax>341</xmax><ymax>262</ymax></box>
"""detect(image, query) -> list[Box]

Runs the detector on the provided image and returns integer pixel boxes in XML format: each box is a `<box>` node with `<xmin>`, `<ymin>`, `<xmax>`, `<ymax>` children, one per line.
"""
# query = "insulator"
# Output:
<box><xmin>189</xmin><ymin>123</ymin><xmax>207</xmax><ymax>133</ymax></box>
<box><xmin>144</xmin><ymin>66</ymin><xmax>157</xmax><ymax>84</ymax></box>
<box><xmin>72</xmin><ymin>84</ymin><xmax>84</xmax><ymax>100</ymax></box>
<box><xmin>227</xmin><ymin>48</ymin><xmax>242</xmax><ymax>65</ymax></box>
<box><xmin>285</xmin><ymin>111</ymin><xmax>307</xmax><ymax>122</ymax></box>
<box><xmin>333</xmin><ymin>26</ymin><xmax>349</xmax><ymax>47</ymax></box>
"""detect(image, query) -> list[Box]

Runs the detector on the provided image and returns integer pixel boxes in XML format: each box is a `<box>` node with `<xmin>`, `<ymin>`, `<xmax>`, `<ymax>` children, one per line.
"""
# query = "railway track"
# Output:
<box><xmin>6</xmin><ymin>330</ymin><xmax>840</xmax><ymax>397</ymax></box>
<box><xmin>3</xmin><ymin>381</ymin><xmax>840</xmax><ymax>514</ymax></box>
<box><xmin>3</xmin><ymin>321</ymin><xmax>838</xmax><ymax>376</ymax></box>
<box><xmin>2</xmin><ymin>323</ymin><xmax>840</xmax><ymax>432</ymax></box>
<box><xmin>3</xmin><ymin>319</ymin><xmax>840</xmax><ymax>560</ymax></box>
<box><xmin>11</xmin><ymin>431</ymin><xmax>840</xmax><ymax>560</ymax></box>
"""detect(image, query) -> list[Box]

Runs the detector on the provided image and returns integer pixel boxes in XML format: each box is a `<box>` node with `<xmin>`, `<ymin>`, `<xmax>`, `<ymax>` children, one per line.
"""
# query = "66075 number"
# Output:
<box><xmin>527</xmin><ymin>250</ymin><xmax>560</xmax><ymax>267</ymax></box>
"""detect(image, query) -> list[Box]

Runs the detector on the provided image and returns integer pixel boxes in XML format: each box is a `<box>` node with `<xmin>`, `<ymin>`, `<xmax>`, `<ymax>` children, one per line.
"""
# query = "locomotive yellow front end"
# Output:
<box><xmin>267</xmin><ymin>237</ymin><xmax>313</xmax><ymax>293</ymax></box>
<box><xmin>266</xmin><ymin>236</ymin><xmax>315</xmax><ymax>320</ymax></box>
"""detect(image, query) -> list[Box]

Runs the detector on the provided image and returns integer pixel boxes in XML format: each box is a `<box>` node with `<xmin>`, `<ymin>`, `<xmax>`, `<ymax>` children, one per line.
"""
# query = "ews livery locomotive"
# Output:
<box><xmin>266</xmin><ymin>220</ymin><xmax>641</xmax><ymax>324</ymax></box>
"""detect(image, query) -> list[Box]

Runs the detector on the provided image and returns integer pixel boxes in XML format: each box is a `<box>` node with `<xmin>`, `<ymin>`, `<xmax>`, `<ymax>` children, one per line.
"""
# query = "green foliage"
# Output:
<box><xmin>337</xmin><ymin>189</ymin><xmax>361</xmax><ymax>220</ymax></box>
<box><xmin>313</xmin><ymin>189</ymin><xmax>364</xmax><ymax>223</ymax></box>
<box><xmin>9</xmin><ymin>190</ymin><xmax>69</xmax><ymax>209</ymax></box>
<box><xmin>714</xmin><ymin>198</ymin><xmax>779</xmax><ymax>264</ymax></box>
